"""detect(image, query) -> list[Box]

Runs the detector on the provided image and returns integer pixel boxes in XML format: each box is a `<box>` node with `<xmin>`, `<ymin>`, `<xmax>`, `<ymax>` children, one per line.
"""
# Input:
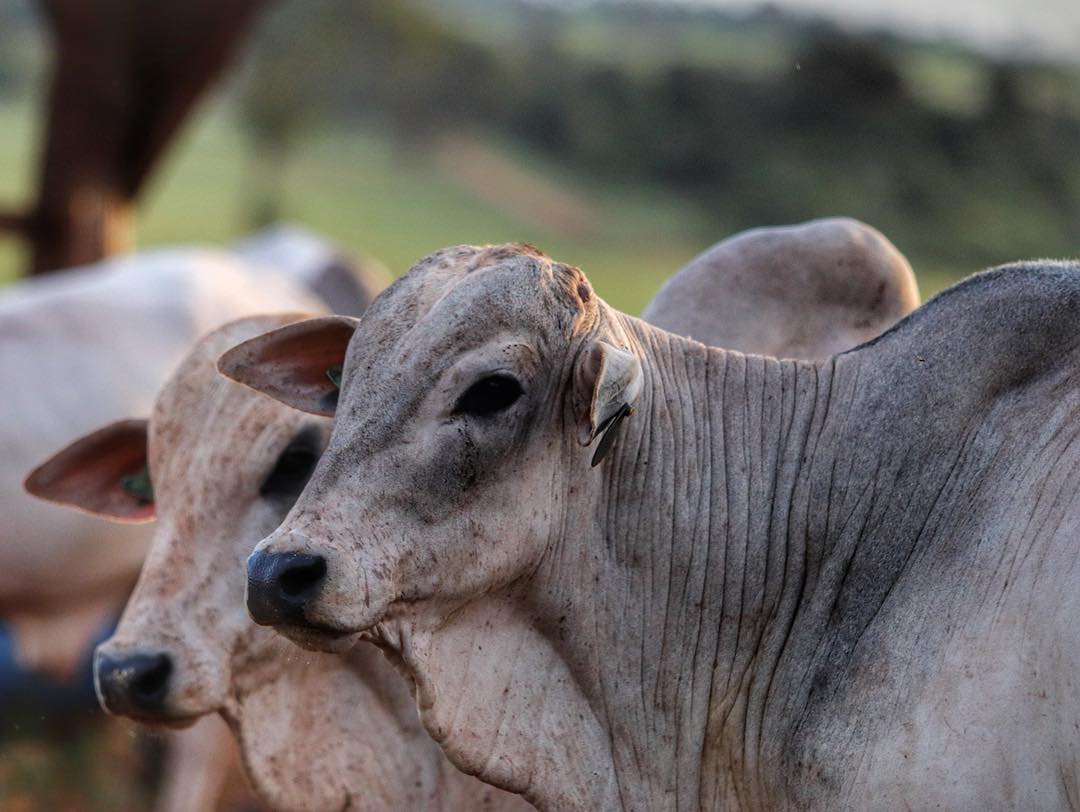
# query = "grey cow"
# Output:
<box><xmin>225</xmin><ymin>245</ymin><xmax>1080</xmax><ymax>810</ymax></box>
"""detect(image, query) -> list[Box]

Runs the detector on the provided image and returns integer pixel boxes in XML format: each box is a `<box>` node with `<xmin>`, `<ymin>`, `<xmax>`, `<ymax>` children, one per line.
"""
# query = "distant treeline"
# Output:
<box><xmin>241</xmin><ymin>0</ymin><xmax>1080</xmax><ymax>271</ymax></box>
<box><xmin>5</xmin><ymin>0</ymin><xmax>1076</xmax><ymax>273</ymax></box>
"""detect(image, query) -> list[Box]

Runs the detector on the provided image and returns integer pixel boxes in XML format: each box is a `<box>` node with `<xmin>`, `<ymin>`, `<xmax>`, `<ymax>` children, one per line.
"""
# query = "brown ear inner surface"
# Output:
<box><xmin>24</xmin><ymin>419</ymin><xmax>154</xmax><ymax>523</ymax></box>
<box><xmin>217</xmin><ymin>316</ymin><xmax>358</xmax><ymax>417</ymax></box>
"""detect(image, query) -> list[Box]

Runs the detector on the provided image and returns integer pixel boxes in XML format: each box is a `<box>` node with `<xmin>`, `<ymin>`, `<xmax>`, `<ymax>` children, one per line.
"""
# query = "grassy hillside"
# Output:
<box><xmin>1</xmin><ymin>93</ymin><xmax>963</xmax><ymax>307</ymax></box>
<box><xmin>144</xmin><ymin>115</ymin><xmax>721</xmax><ymax>312</ymax></box>
<box><xmin>0</xmin><ymin>95</ymin><xmax>716</xmax><ymax>311</ymax></box>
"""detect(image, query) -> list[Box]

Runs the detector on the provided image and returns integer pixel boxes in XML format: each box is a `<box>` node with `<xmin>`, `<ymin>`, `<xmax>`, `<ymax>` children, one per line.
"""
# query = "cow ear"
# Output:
<box><xmin>216</xmin><ymin>315</ymin><xmax>359</xmax><ymax>416</ymax></box>
<box><xmin>573</xmin><ymin>340</ymin><xmax>643</xmax><ymax>465</ymax></box>
<box><xmin>24</xmin><ymin>419</ymin><xmax>154</xmax><ymax>523</ymax></box>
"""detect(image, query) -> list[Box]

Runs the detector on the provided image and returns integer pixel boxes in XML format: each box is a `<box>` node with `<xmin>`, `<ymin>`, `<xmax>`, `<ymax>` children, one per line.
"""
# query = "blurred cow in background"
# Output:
<box><xmin>0</xmin><ymin>228</ymin><xmax>384</xmax><ymax>810</ymax></box>
<box><xmin>643</xmin><ymin>217</ymin><xmax>918</xmax><ymax>357</ymax></box>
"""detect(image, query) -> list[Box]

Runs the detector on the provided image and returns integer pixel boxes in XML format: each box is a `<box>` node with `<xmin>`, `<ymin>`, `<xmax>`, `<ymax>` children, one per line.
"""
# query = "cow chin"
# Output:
<box><xmin>108</xmin><ymin>682</ymin><xmax>225</xmax><ymax>728</ymax></box>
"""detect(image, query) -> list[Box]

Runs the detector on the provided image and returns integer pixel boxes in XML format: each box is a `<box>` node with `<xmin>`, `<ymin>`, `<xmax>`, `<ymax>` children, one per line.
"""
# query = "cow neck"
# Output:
<box><xmin>400</xmin><ymin>312</ymin><xmax>839</xmax><ymax>811</ymax></box>
<box><xmin>547</xmin><ymin>311</ymin><xmax>837</xmax><ymax>809</ymax></box>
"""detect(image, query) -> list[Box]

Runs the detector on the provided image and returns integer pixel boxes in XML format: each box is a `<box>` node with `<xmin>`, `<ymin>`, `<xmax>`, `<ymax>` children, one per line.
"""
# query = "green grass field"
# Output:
<box><xmin>0</xmin><ymin>94</ymin><xmax>715</xmax><ymax>311</ymax></box>
<box><xmin>0</xmin><ymin>93</ymin><xmax>962</xmax><ymax>307</ymax></box>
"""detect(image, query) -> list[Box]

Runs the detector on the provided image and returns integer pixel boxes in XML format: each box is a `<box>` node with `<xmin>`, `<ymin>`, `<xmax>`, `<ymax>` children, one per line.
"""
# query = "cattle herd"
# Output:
<box><xmin>3</xmin><ymin>217</ymin><xmax>1078</xmax><ymax>810</ymax></box>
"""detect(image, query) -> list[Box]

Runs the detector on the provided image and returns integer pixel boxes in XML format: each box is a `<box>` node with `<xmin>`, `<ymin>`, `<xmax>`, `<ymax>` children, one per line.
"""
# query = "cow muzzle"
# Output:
<box><xmin>94</xmin><ymin>650</ymin><xmax>173</xmax><ymax>718</ymax></box>
<box><xmin>246</xmin><ymin>549</ymin><xmax>328</xmax><ymax>627</ymax></box>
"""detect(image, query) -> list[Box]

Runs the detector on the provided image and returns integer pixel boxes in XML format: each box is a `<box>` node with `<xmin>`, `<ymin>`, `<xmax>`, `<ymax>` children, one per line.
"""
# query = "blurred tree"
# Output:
<box><xmin>0</xmin><ymin>0</ymin><xmax>268</xmax><ymax>275</ymax></box>
<box><xmin>236</xmin><ymin>0</ymin><xmax>504</xmax><ymax>224</ymax></box>
<box><xmin>5</xmin><ymin>0</ymin><xmax>1071</xmax><ymax>279</ymax></box>
<box><xmin>984</xmin><ymin>64</ymin><xmax>1023</xmax><ymax>121</ymax></box>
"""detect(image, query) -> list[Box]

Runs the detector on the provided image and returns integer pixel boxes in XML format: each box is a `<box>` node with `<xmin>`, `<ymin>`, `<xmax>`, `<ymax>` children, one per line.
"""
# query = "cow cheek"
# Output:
<box><xmin>404</xmin><ymin>426</ymin><xmax>487</xmax><ymax>520</ymax></box>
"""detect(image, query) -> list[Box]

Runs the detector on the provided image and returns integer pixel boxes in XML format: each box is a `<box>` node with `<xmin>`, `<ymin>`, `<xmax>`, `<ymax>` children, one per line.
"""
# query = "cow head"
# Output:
<box><xmin>220</xmin><ymin>244</ymin><xmax>643</xmax><ymax>650</ymax></box>
<box><xmin>25</xmin><ymin>315</ymin><xmax>329</xmax><ymax>721</ymax></box>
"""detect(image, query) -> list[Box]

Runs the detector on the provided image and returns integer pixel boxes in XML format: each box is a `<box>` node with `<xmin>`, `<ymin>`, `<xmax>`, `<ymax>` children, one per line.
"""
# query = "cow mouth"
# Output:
<box><xmin>117</xmin><ymin>708</ymin><xmax>204</xmax><ymax>730</ymax></box>
<box><xmin>274</xmin><ymin>622</ymin><xmax>361</xmax><ymax>653</ymax></box>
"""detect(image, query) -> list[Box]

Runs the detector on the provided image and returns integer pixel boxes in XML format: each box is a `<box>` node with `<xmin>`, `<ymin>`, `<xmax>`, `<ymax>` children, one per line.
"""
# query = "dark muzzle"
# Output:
<box><xmin>246</xmin><ymin>550</ymin><xmax>327</xmax><ymax>627</ymax></box>
<box><xmin>94</xmin><ymin>650</ymin><xmax>173</xmax><ymax>717</ymax></box>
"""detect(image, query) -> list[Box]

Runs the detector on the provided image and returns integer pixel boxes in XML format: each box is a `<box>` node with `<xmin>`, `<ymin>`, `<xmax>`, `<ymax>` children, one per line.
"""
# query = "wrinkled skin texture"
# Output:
<box><xmin>250</xmin><ymin>246</ymin><xmax>1080</xmax><ymax>810</ymax></box>
<box><xmin>91</xmin><ymin>317</ymin><xmax>528</xmax><ymax>811</ymax></box>
<box><xmin>643</xmin><ymin>217</ymin><xmax>919</xmax><ymax>357</ymax></box>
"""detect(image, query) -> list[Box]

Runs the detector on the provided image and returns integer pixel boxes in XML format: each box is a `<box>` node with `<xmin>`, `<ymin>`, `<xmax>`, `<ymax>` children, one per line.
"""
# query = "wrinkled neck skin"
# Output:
<box><xmin>222</xmin><ymin>640</ymin><xmax>521</xmax><ymax>811</ymax></box>
<box><xmin>378</xmin><ymin>310</ymin><xmax>838</xmax><ymax>811</ymax></box>
<box><xmin>362</xmin><ymin>269</ymin><xmax>1080</xmax><ymax>811</ymax></box>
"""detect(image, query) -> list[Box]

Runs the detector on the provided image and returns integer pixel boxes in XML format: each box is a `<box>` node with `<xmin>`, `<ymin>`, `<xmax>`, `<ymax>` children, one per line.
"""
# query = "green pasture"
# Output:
<box><xmin>0</xmin><ymin>95</ymin><xmax>711</xmax><ymax>311</ymax></box>
<box><xmin>0</xmin><ymin>94</ymin><xmax>962</xmax><ymax>306</ymax></box>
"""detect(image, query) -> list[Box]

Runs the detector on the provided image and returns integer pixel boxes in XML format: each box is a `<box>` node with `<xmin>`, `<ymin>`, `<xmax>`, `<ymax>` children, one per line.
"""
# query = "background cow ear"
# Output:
<box><xmin>216</xmin><ymin>315</ymin><xmax>359</xmax><ymax>417</ymax></box>
<box><xmin>573</xmin><ymin>340</ymin><xmax>643</xmax><ymax>448</ymax></box>
<box><xmin>24</xmin><ymin>419</ymin><xmax>155</xmax><ymax>523</ymax></box>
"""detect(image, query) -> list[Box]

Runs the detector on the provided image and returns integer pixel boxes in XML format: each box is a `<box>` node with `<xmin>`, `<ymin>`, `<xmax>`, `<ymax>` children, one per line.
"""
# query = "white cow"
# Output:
<box><xmin>26</xmin><ymin>315</ymin><xmax>531</xmax><ymax>811</ymax></box>
<box><xmin>1</xmin><ymin>235</ymin><xmax>380</xmax><ymax>811</ymax></box>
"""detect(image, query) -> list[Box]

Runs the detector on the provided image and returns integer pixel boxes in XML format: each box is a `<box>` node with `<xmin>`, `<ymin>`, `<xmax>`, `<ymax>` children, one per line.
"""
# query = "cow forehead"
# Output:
<box><xmin>346</xmin><ymin>244</ymin><xmax>592</xmax><ymax>376</ymax></box>
<box><xmin>151</xmin><ymin>315</ymin><xmax>311</xmax><ymax>483</ymax></box>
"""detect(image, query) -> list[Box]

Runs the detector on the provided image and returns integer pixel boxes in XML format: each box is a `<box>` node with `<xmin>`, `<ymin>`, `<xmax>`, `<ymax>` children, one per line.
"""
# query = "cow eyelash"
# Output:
<box><xmin>453</xmin><ymin>374</ymin><xmax>523</xmax><ymax>417</ymax></box>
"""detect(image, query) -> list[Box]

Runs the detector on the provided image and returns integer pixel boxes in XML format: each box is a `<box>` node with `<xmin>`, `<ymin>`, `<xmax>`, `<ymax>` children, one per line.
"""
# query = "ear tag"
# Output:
<box><xmin>591</xmin><ymin>403</ymin><xmax>634</xmax><ymax>467</ymax></box>
<box><xmin>120</xmin><ymin>466</ymin><xmax>154</xmax><ymax>503</ymax></box>
<box><xmin>326</xmin><ymin>366</ymin><xmax>343</xmax><ymax>388</ymax></box>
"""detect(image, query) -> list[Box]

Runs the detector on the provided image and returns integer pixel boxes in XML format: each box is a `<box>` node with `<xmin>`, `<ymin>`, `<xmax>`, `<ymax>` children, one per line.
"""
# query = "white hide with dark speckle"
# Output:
<box><xmin>245</xmin><ymin>245</ymin><xmax>1080</xmax><ymax>810</ymax></box>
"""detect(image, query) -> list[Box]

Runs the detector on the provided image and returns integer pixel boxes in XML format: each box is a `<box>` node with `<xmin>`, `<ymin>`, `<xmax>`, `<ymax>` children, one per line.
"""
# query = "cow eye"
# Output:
<box><xmin>454</xmin><ymin>374</ymin><xmax>523</xmax><ymax>417</ymax></box>
<box><xmin>261</xmin><ymin>431</ymin><xmax>320</xmax><ymax>498</ymax></box>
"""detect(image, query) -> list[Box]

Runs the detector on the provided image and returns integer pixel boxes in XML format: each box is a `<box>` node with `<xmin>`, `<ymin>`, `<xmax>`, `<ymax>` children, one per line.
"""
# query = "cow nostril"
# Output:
<box><xmin>247</xmin><ymin>550</ymin><xmax>328</xmax><ymax>626</ymax></box>
<box><xmin>133</xmin><ymin>654</ymin><xmax>172</xmax><ymax>704</ymax></box>
<box><xmin>95</xmin><ymin>651</ymin><xmax>173</xmax><ymax>716</ymax></box>
<box><xmin>279</xmin><ymin>555</ymin><xmax>327</xmax><ymax>598</ymax></box>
